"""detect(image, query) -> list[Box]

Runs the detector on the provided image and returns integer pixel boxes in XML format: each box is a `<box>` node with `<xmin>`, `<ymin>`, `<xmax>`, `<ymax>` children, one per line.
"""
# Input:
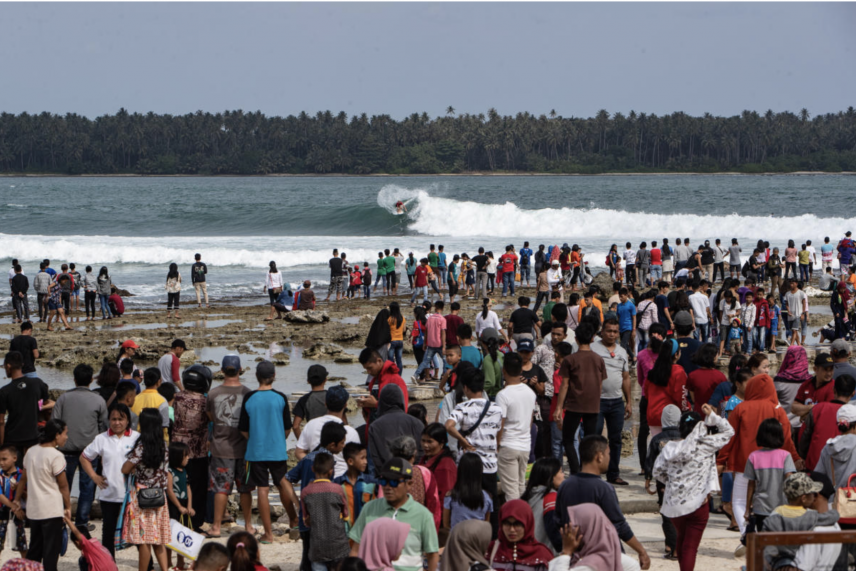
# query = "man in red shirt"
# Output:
<box><xmin>410</xmin><ymin>258</ymin><xmax>430</xmax><ymax>306</ymax></box>
<box><xmin>650</xmin><ymin>240</ymin><xmax>663</xmax><ymax>283</ymax></box>
<box><xmin>798</xmin><ymin>373</ymin><xmax>856</xmax><ymax>471</ymax></box>
<box><xmin>792</xmin><ymin>353</ymin><xmax>836</xmax><ymax>420</ymax></box>
<box><xmin>500</xmin><ymin>245</ymin><xmax>518</xmax><ymax>297</ymax></box>
<box><xmin>444</xmin><ymin>302</ymin><xmax>464</xmax><ymax>348</ymax></box>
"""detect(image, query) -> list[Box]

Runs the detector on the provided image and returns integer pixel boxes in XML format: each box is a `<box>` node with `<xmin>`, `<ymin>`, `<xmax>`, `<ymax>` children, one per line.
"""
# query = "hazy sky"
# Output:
<box><xmin>2</xmin><ymin>2</ymin><xmax>854</xmax><ymax>120</ymax></box>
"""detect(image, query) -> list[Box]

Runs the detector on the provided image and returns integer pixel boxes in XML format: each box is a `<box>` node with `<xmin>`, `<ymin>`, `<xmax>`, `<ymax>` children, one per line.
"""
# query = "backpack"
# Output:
<box><xmin>412</xmin><ymin>321</ymin><xmax>425</xmax><ymax>348</ymax></box>
<box><xmin>741</xmin><ymin>261</ymin><xmax>751</xmax><ymax>277</ymax></box>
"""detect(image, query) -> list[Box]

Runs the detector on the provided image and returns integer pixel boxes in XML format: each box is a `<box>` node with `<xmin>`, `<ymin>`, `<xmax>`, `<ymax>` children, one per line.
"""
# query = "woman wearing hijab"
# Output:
<box><xmin>441</xmin><ymin>520</ymin><xmax>493</xmax><ymax>571</ymax></box>
<box><xmin>358</xmin><ymin>518</ymin><xmax>410</xmax><ymax>571</ymax></box>
<box><xmin>366</xmin><ymin>307</ymin><xmax>393</xmax><ymax>364</ymax></box>
<box><xmin>773</xmin><ymin>345</ymin><xmax>812</xmax><ymax>431</ymax></box>
<box><xmin>832</xmin><ymin>281</ymin><xmax>851</xmax><ymax>340</ymax></box>
<box><xmin>717</xmin><ymin>374</ymin><xmax>802</xmax><ymax>537</ymax></box>
<box><xmin>549</xmin><ymin>503</ymin><xmax>641</xmax><ymax>571</ymax></box>
<box><xmin>487</xmin><ymin>500</ymin><xmax>553</xmax><ymax>571</ymax></box>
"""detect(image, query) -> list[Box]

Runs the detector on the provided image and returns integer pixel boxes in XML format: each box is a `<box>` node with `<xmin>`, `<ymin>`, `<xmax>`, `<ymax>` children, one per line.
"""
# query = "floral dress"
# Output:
<box><xmin>124</xmin><ymin>446</ymin><xmax>170</xmax><ymax>545</ymax></box>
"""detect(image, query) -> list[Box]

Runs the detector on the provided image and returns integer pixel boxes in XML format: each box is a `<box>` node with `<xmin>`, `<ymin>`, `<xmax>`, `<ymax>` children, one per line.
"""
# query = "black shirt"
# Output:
<box><xmin>700</xmin><ymin>247</ymin><xmax>715</xmax><ymax>265</ymax></box>
<box><xmin>0</xmin><ymin>376</ymin><xmax>49</xmax><ymax>444</ymax></box>
<box><xmin>472</xmin><ymin>255</ymin><xmax>489</xmax><ymax>272</ymax></box>
<box><xmin>329</xmin><ymin>257</ymin><xmax>343</xmax><ymax>278</ymax></box>
<box><xmin>556</xmin><ymin>473</ymin><xmax>634</xmax><ymax>542</ymax></box>
<box><xmin>292</xmin><ymin>390</ymin><xmax>327</xmax><ymax>423</ymax></box>
<box><xmin>676</xmin><ymin>336</ymin><xmax>702</xmax><ymax>375</ymax></box>
<box><xmin>191</xmin><ymin>262</ymin><xmax>207</xmax><ymax>283</ymax></box>
<box><xmin>10</xmin><ymin>274</ymin><xmax>28</xmax><ymax>295</ymax></box>
<box><xmin>9</xmin><ymin>336</ymin><xmax>37</xmax><ymax>374</ymax></box>
<box><xmin>509</xmin><ymin>308</ymin><xmax>540</xmax><ymax>336</ymax></box>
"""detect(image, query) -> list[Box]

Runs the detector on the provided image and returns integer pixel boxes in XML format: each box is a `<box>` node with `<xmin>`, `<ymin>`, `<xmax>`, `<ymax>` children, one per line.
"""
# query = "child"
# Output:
<box><xmin>740</xmin><ymin>292</ymin><xmax>756</xmax><ymax>353</ymax></box>
<box><xmin>521</xmin><ymin>457</ymin><xmax>564</xmax><ymax>554</ymax></box>
<box><xmin>287</xmin><ymin>422</ymin><xmax>348</xmax><ymax>571</ymax></box>
<box><xmin>767</xmin><ymin>294</ymin><xmax>781</xmax><ymax>354</ymax></box>
<box><xmin>333</xmin><ymin>443</ymin><xmax>377</xmax><ymax>532</ymax></box>
<box><xmin>456</xmin><ymin>324</ymin><xmax>483</xmax><ymax>369</ymax></box>
<box><xmin>644</xmin><ymin>405</ymin><xmax>682</xmax><ymax>560</ymax></box>
<box><xmin>64</xmin><ymin>515</ymin><xmax>117</xmax><ymax>571</ymax></box>
<box><xmin>744</xmin><ymin>419</ymin><xmax>796</xmax><ymax>534</ymax></box>
<box><xmin>441</xmin><ymin>345</ymin><xmax>463</xmax><ymax>393</ymax></box>
<box><xmin>292</xmin><ymin>364</ymin><xmax>328</xmax><ymax>440</ymax></box>
<box><xmin>362</xmin><ymin>264</ymin><xmax>372</xmax><ymax>300</ymax></box>
<box><xmin>301</xmin><ymin>454</ymin><xmax>351</xmax><ymax>571</ymax></box>
<box><xmin>0</xmin><ymin>446</ymin><xmax>26</xmax><ymax>559</ymax></box>
<box><xmin>167</xmin><ymin>442</ymin><xmax>194</xmax><ymax>571</ymax></box>
<box><xmin>348</xmin><ymin>266</ymin><xmax>362</xmax><ymax>299</ymax></box>
<box><xmin>442</xmin><ymin>452</ymin><xmax>493</xmax><ymax>529</ymax></box>
<box><xmin>192</xmin><ymin>543</ymin><xmax>230</xmax><ymax>571</ymax></box>
<box><xmin>753</xmin><ymin>288</ymin><xmax>770</xmax><ymax>353</ymax></box>
<box><xmin>114</xmin><ymin>381</ymin><xmax>139</xmax><ymax>429</ymax></box>
<box><xmin>227</xmin><ymin>531</ymin><xmax>269</xmax><ymax>571</ymax></box>
<box><xmin>728</xmin><ymin>317</ymin><xmax>743</xmax><ymax>355</ymax></box>
<box><xmin>762</xmin><ymin>473</ymin><xmax>838</xmax><ymax>570</ymax></box>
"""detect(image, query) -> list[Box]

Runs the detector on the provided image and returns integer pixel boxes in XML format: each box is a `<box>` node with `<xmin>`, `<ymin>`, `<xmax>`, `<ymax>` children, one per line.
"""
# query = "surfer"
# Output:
<box><xmin>395</xmin><ymin>200</ymin><xmax>407</xmax><ymax>214</ymax></box>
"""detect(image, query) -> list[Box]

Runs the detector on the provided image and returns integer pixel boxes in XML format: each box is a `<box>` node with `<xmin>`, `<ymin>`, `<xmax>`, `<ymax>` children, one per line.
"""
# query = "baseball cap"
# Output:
<box><xmin>481</xmin><ymin>327</ymin><xmax>501</xmax><ymax>344</ymax></box>
<box><xmin>517</xmin><ymin>339</ymin><xmax>535</xmax><ymax>353</ymax></box>
<box><xmin>121</xmin><ymin>340</ymin><xmax>140</xmax><ymax>349</ymax></box>
<box><xmin>832</xmin><ymin>339</ymin><xmax>851</xmax><ymax>355</ymax></box>
<box><xmin>256</xmin><ymin>360</ymin><xmax>276</xmax><ymax>379</ymax></box>
<box><xmin>221</xmin><ymin>354</ymin><xmax>241</xmax><ymax>371</ymax></box>
<box><xmin>308</xmin><ymin>364</ymin><xmax>328</xmax><ymax>384</ymax></box>
<box><xmin>551</xmin><ymin>259</ymin><xmax>560</xmax><ymax>266</ymax></box>
<box><xmin>326</xmin><ymin>385</ymin><xmax>350</xmax><ymax>411</ymax></box>
<box><xmin>809</xmin><ymin>471</ymin><xmax>836</xmax><ymax>501</ymax></box>
<box><xmin>783</xmin><ymin>472</ymin><xmax>823</xmax><ymax>500</ymax></box>
<box><xmin>704</xmin><ymin>240</ymin><xmax>710</xmax><ymax>246</ymax></box>
<box><xmin>674</xmin><ymin>311</ymin><xmax>694</xmax><ymax>327</ymax></box>
<box><xmin>837</xmin><ymin>404</ymin><xmax>856</xmax><ymax>424</ymax></box>
<box><xmin>378</xmin><ymin>457</ymin><xmax>413</xmax><ymax>481</ymax></box>
<box><xmin>815</xmin><ymin>353</ymin><xmax>834</xmax><ymax>368</ymax></box>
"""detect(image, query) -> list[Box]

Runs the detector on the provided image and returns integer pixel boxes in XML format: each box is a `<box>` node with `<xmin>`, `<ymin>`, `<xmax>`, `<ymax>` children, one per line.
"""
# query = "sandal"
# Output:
<box><xmin>727</xmin><ymin>524</ymin><xmax>740</xmax><ymax>532</ymax></box>
<box><xmin>664</xmin><ymin>551</ymin><xmax>679</xmax><ymax>561</ymax></box>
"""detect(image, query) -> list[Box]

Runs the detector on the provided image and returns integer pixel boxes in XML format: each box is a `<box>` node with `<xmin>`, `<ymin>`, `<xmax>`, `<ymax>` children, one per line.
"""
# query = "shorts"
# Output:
<box><xmin>72</xmin><ymin>289</ymin><xmax>80</xmax><ymax>297</ymax></box>
<box><xmin>247</xmin><ymin>460</ymin><xmax>289</xmax><ymax>488</ymax></box>
<box><xmin>48</xmin><ymin>301</ymin><xmax>60</xmax><ymax>311</ymax></box>
<box><xmin>209</xmin><ymin>457</ymin><xmax>255</xmax><ymax>495</ymax></box>
<box><xmin>730</xmin><ymin>264</ymin><xmax>741</xmax><ymax>273</ymax></box>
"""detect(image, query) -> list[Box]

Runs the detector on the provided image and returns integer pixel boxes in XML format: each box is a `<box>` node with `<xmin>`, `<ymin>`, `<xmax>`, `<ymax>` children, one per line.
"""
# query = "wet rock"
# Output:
<box><xmin>285</xmin><ymin>310</ymin><xmax>330</xmax><ymax>323</ymax></box>
<box><xmin>590</xmin><ymin>271</ymin><xmax>616</xmax><ymax>297</ymax></box>
<box><xmin>303</xmin><ymin>343</ymin><xmax>351</xmax><ymax>361</ymax></box>
<box><xmin>270</xmin><ymin>352</ymin><xmax>290</xmax><ymax>366</ymax></box>
<box><xmin>288</xmin><ymin>529</ymin><xmax>301</xmax><ymax>541</ymax></box>
<box><xmin>178</xmin><ymin>349</ymin><xmax>197</xmax><ymax>363</ymax></box>
<box><xmin>115</xmin><ymin>288</ymin><xmax>134</xmax><ymax>297</ymax></box>
<box><xmin>409</xmin><ymin>386</ymin><xmax>438</xmax><ymax>401</ymax></box>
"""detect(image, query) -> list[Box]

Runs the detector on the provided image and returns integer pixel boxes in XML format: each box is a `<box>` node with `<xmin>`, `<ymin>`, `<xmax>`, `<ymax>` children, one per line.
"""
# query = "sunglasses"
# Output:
<box><xmin>378</xmin><ymin>478</ymin><xmax>407</xmax><ymax>488</ymax></box>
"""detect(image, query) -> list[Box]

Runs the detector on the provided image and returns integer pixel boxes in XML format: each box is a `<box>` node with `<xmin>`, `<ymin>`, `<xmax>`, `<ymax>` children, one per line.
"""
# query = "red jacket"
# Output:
<box><xmin>646</xmin><ymin>364</ymin><xmax>689</xmax><ymax>427</ymax></box>
<box><xmin>366</xmin><ymin>360</ymin><xmax>409</xmax><ymax>417</ymax></box>
<box><xmin>754</xmin><ymin>299</ymin><xmax>770</xmax><ymax>328</ymax></box>
<box><xmin>799</xmin><ymin>400</ymin><xmax>846</xmax><ymax>472</ymax></box>
<box><xmin>718</xmin><ymin>374</ymin><xmax>799</xmax><ymax>472</ymax></box>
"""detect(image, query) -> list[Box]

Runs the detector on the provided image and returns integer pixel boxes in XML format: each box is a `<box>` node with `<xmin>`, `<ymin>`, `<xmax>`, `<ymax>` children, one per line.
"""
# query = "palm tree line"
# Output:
<box><xmin>0</xmin><ymin>106</ymin><xmax>854</xmax><ymax>175</ymax></box>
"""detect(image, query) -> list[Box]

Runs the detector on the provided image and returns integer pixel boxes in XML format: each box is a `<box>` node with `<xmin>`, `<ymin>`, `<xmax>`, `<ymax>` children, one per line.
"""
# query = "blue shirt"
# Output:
<box><xmin>460</xmin><ymin>346</ymin><xmax>483</xmax><ymax>369</ymax></box>
<box><xmin>822</xmin><ymin>244</ymin><xmax>834</xmax><ymax>256</ymax></box>
<box><xmin>287</xmin><ymin>449</ymin><xmax>333</xmax><ymax>531</ymax></box>
<box><xmin>519</xmin><ymin>248</ymin><xmax>533</xmax><ymax>267</ymax></box>
<box><xmin>443</xmin><ymin>491</ymin><xmax>493</xmax><ymax>528</ymax></box>
<box><xmin>45</xmin><ymin>267</ymin><xmax>57</xmax><ymax>278</ymax></box>
<box><xmin>616</xmin><ymin>300</ymin><xmax>637</xmax><ymax>333</ymax></box>
<box><xmin>654</xmin><ymin>295</ymin><xmax>670</xmax><ymax>325</ymax></box>
<box><xmin>238</xmin><ymin>389</ymin><xmax>292</xmax><ymax>462</ymax></box>
<box><xmin>708</xmin><ymin>380</ymin><xmax>734</xmax><ymax>411</ymax></box>
<box><xmin>438</xmin><ymin>252</ymin><xmax>447</xmax><ymax>269</ymax></box>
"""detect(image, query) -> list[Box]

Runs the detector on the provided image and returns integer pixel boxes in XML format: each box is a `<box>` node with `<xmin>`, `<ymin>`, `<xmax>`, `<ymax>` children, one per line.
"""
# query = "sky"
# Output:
<box><xmin>1</xmin><ymin>2</ymin><xmax>854</xmax><ymax>120</ymax></box>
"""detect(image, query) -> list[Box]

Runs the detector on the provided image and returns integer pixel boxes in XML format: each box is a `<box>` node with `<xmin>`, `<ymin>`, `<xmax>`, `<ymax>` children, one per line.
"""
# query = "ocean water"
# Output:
<box><xmin>0</xmin><ymin>174</ymin><xmax>854</xmax><ymax>307</ymax></box>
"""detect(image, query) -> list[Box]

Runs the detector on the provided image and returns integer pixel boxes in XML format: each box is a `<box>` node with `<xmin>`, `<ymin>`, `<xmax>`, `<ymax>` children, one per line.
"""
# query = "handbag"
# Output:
<box><xmin>138</xmin><ymin>487</ymin><xmax>166</xmax><ymax>509</ymax></box>
<box><xmin>831</xmin><ymin>462</ymin><xmax>856</xmax><ymax>524</ymax></box>
<box><xmin>168</xmin><ymin>515</ymin><xmax>205</xmax><ymax>561</ymax></box>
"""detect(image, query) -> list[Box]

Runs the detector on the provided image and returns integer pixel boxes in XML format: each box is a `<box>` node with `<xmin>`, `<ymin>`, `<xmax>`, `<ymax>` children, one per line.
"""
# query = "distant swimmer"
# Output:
<box><xmin>395</xmin><ymin>200</ymin><xmax>407</xmax><ymax>214</ymax></box>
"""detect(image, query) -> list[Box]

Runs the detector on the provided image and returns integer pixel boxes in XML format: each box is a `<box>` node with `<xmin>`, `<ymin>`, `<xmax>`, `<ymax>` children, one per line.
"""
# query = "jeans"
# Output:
<box><xmin>550</xmin><ymin>421</ymin><xmax>563</xmax><ymax>461</ymax></box>
<box><xmin>439</xmin><ymin>268</ymin><xmax>447</xmax><ymax>286</ymax></box>
<box><xmin>672</xmin><ymin>501</ymin><xmax>709</xmax><ymax>571</ymax></box>
<box><xmin>12</xmin><ymin>294</ymin><xmax>29</xmax><ymax>320</ymax></box>
<box><xmin>520</xmin><ymin>266</ymin><xmax>530</xmax><ymax>284</ymax></box>
<box><xmin>713</xmin><ymin>262</ymin><xmax>725</xmax><ymax>283</ymax></box>
<box><xmin>785</xmin><ymin>261</ymin><xmax>797</xmax><ymax>280</ymax></box>
<box><xmin>414</xmin><ymin>346</ymin><xmax>444</xmax><ymax>379</ymax></box>
<box><xmin>65</xmin><ymin>453</ymin><xmax>98</xmax><ymax>529</ymax></box>
<box><xmin>620</xmin><ymin>330</ymin><xmax>634</xmax><ymax>359</ymax></box>
<box><xmin>650</xmin><ymin>265</ymin><xmax>662</xmax><ymax>281</ymax></box>
<box><xmin>799</xmin><ymin>264</ymin><xmax>810</xmax><ymax>281</ymax></box>
<box><xmin>37</xmin><ymin>292</ymin><xmax>49</xmax><ymax>320</ymax></box>
<box><xmin>637</xmin><ymin>328</ymin><xmax>650</xmax><ymax>352</ymax></box>
<box><xmin>562</xmin><ymin>411</ymin><xmax>599</xmax><ymax>474</ymax></box>
<box><xmin>694</xmin><ymin>322</ymin><xmax>710</xmax><ymax>343</ymax></box>
<box><xmin>429</xmin><ymin>279</ymin><xmax>441</xmax><ymax>298</ymax></box>
<box><xmin>99</xmin><ymin>294</ymin><xmax>110</xmax><ymax>317</ymax></box>
<box><xmin>410</xmin><ymin>285</ymin><xmax>428</xmax><ymax>304</ymax></box>
<box><xmin>84</xmin><ymin>291</ymin><xmax>96</xmax><ymax>318</ymax></box>
<box><xmin>743</xmin><ymin>326</ymin><xmax>754</xmax><ymax>353</ymax></box>
<box><xmin>533</xmin><ymin>291</ymin><xmax>549</xmax><ymax>313</ymax></box>
<box><xmin>475</xmin><ymin>272</ymin><xmax>489</xmax><ymax>299</ymax></box>
<box><xmin>363</xmin><ymin>284</ymin><xmax>371</xmax><ymax>299</ymax></box>
<box><xmin>595</xmin><ymin>397</ymin><xmax>625</xmax><ymax>481</ymax></box>
<box><xmin>27</xmin><ymin>517</ymin><xmax>64</xmax><ymax>571</ymax></box>
<box><xmin>502</xmin><ymin>272</ymin><xmax>515</xmax><ymax>296</ymax></box>
<box><xmin>753</xmin><ymin>326</ymin><xmax>766</xmax><ymax>352</ymax></box>
<box><xmin>390</xmin><ymin>340</ymin><xmax>404</xmax><ymax>372</ymax></box>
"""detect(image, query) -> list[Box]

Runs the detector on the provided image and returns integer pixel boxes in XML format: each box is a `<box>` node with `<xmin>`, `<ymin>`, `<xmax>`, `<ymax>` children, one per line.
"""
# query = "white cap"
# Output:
<box><xmin>837</xmin><ymin>404</ymin><xmax>856</xmax><ymax>424</ymax></box>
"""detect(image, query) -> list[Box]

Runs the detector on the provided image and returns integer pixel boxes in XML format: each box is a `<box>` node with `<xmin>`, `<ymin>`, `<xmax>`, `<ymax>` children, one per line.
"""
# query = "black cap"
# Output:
<box><xmin>378</xmin><ymin>458</ymin><xmax>413</xmax><ymax>481</ymax></box>
<box><xmin>815</xmin><ymin>353</ymin><xmax>834</xmax><ymax>368</ymax></box>
<box><xmin>308</xmin><ymin>364</ymin><xmax>328</xmax><ymax>383</ymax></box>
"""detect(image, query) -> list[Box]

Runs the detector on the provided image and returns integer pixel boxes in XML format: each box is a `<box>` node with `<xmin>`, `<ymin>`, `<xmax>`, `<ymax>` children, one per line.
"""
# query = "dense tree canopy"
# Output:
<box><xmin>1</xmin><ymin>107</ymin><xmax>855</xmax><ymax>175</ymax></box>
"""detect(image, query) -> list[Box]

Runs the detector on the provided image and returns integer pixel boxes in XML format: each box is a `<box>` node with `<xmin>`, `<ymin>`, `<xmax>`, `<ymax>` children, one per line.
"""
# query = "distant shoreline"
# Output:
<box><xmin>1</xmin><ymin>171</ymin><xmax>854</xmax><ymax>178</ymax></box>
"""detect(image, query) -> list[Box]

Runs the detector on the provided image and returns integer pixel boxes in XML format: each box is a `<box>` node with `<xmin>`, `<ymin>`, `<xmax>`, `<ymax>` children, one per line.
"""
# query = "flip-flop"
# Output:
<box><xmin>202</xmin><ymin>530</ymin><xmax>222</xmax><ymax>539</ymax></box>
<box><xmin>259</xmin><ymin>539</ymin><xmax>272</xmax><ymax>545</ymax></box>
<box><xmin>727</xmin><ymin>524</ymin><xmax>740</xmax><ymax>532</ymax></box>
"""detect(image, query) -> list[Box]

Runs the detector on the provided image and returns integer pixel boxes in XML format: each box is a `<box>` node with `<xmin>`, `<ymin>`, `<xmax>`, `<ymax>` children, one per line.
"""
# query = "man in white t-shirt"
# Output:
<box><xmin>294</xmin><ymin>386</ymin><xmax>359</xmax><ymax>477</ymax></box>
<box><xmin>785</xmin><ymin>279</ymin><xmax>809</xmax><ymax>347</ymax></box>
<box><xmin>495</xmin><ymin>353</ymin><xmax>537</xmax><ymax>500</ymax></box>
<box><xmin>688</xmin><ymin>281</ymin><xmax>713</xmax><ymax>343</ymax></box>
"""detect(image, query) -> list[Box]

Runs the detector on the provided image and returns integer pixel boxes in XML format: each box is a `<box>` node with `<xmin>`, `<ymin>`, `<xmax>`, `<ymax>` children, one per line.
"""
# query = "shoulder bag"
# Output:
<box><xmin>460</xmin><ymin>399</ymin><xmax>492</xmax><ymax>438</ymax></box>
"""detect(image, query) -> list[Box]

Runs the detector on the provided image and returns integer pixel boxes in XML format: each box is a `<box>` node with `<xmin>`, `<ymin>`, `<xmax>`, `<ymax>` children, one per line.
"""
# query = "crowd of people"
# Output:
<box><xmin>3</xmin><ymin>233</ymin><xmax>856</xmax><ymax>571</ymax></box>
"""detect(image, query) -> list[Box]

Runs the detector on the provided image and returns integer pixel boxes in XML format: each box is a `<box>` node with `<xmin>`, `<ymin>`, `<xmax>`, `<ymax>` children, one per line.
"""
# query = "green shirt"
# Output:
<box><xmin>542</xmin><ymin>301</ymin><xmax>556</xmax><ymax>323</ymax></box>
<box><xmin>383</xmin><ymin>256</ymin><xmax>396</xmax><ymax>274</ymax></box>
<box><xmin>428</xmin><ymin>252</ymin><xmax>439</xmax><ymax>269</ymax></box>
<box><xmin>377</xmin><ymin>259</ymin><xmax>387</xmax><ymax>276</ymax></box>
<box><xmin>348</xmin><ymin>496</ymin><xmax>438</xmax><ymax>571</ymax></box>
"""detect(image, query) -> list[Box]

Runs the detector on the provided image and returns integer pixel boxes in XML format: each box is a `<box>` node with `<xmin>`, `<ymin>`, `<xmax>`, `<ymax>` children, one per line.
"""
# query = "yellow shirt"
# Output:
<box><xmin>798</xmin><ymin>250</ymin><xmax>811</xmax><ymax>265</ymax></box>
<box><xmin>132</xmin><ymin>388</ymin><xmax>170</xmax><ymax>441</ymax></box>
<box><xmin>773</xmin><ymin>505</ymin><xmax>807</xmax><ymax>518</ymax></box>
<box><xmin>388</xmin><ymin>317</ymin><xmax>406</xmax><ymax>342</ymax></box>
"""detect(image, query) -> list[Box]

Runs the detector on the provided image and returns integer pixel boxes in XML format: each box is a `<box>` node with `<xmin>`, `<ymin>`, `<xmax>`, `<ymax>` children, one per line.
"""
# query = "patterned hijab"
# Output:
<box><xmin>1</xmin><ymin>560</ymin><xmax>43</xmax><ymax>571</ymax></box>
<box><xmin>776</xmin><ymin>345</ymin><xmax>810</xmax><ymax>383</ymax></box>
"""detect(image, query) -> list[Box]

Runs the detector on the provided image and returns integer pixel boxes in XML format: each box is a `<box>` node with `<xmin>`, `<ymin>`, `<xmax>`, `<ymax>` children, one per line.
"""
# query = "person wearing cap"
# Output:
<box><xmin>699</xmin><ymin>240</ymin><xmax>715</xmax><ymax>282</ymax></box>
<box><xmin>238</xmin><ymin>360</ymin><xmax>297</xmax><ymax>544</ymax></box>
<box><xmin>673</xmin><ymin>310</ymin><xmax>701</xmax><ymax>375</ymax></box>
<box><xmin>348</xmin><ymin>458</ymin><xmax>439</xmax><ymax>571</ymax></box>
<box><xmin>591</xmin><ymin>317</ymin><xmax>632</xmax><ymax>485</ymax></box>
<box><xmin>205</xmin><ymin>354</ymin><xmax>254</xmax><ymax>538</ymax></box>
<box><xmin>792</xmin><ymin>472</ymin><xmax>843</xmax><ymax>571</ymax></box>
<box><xmin>116</xmin><ymin>339</ymin><xmax>139</xmax><ymax>376</ymax></box>
<box><xmin>191</xmin><ymin>253</ymin><xmax>209</xmax><ymax>308</ymax></box>
<box><xmin>798</xmin><ymin>374</ymin><xmax>856</xmax><ymax>472</ymax></box>
<box><xmin>157</xmin><ymin>339</ymin><xmax>187</xmax><ymax>390</ymax></box>
<box><xmin>292</xmin><ymin>365</ymin><xmax>328</xmax><ymax>440</ymax></box>
<box><xmin>792</xmin><ymin>353</ymin><xmax>838</xmax><ymax>421</ymax></box>
<box><xmin>830</xmin><ymin>338</ymin><xmax>856</xmax><ymax>381</ymax></box>
<box><xmin>761</xmin><ymin>472</ymin><xmax>839</xmax><ymax>569</ymax></box>
<box><xmin>294</xmin><ymin>385</ymin><xmax>360</xmax><ymax>477</ymax></box>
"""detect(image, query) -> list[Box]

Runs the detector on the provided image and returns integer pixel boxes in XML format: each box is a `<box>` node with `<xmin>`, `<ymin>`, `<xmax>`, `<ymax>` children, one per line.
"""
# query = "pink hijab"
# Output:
<box><xmin>359</xmin><ymin>518</ymin><xmax>411</xmax><ymax>571</ymax></box>
<box><xmin>567</xmin><ymin>504</ymin><xmax>623</xmax><ymax>571</ymax></box>
<box><xmin>1</xmin><ymin>561</ymin><xmax>43</xmax><ymax>571</ymax></box>
<box><xmin>776</xmin><ymin>345</ymin><xmax>810</xmax><ymax>383</ymax></box>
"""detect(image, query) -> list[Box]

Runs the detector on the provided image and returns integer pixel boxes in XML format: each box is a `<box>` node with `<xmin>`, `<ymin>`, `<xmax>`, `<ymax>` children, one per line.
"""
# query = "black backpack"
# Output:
<box><xmin>741</xmin><ymin>261</ymin><xmax>751</xmax><ymax>277</ymax></box>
